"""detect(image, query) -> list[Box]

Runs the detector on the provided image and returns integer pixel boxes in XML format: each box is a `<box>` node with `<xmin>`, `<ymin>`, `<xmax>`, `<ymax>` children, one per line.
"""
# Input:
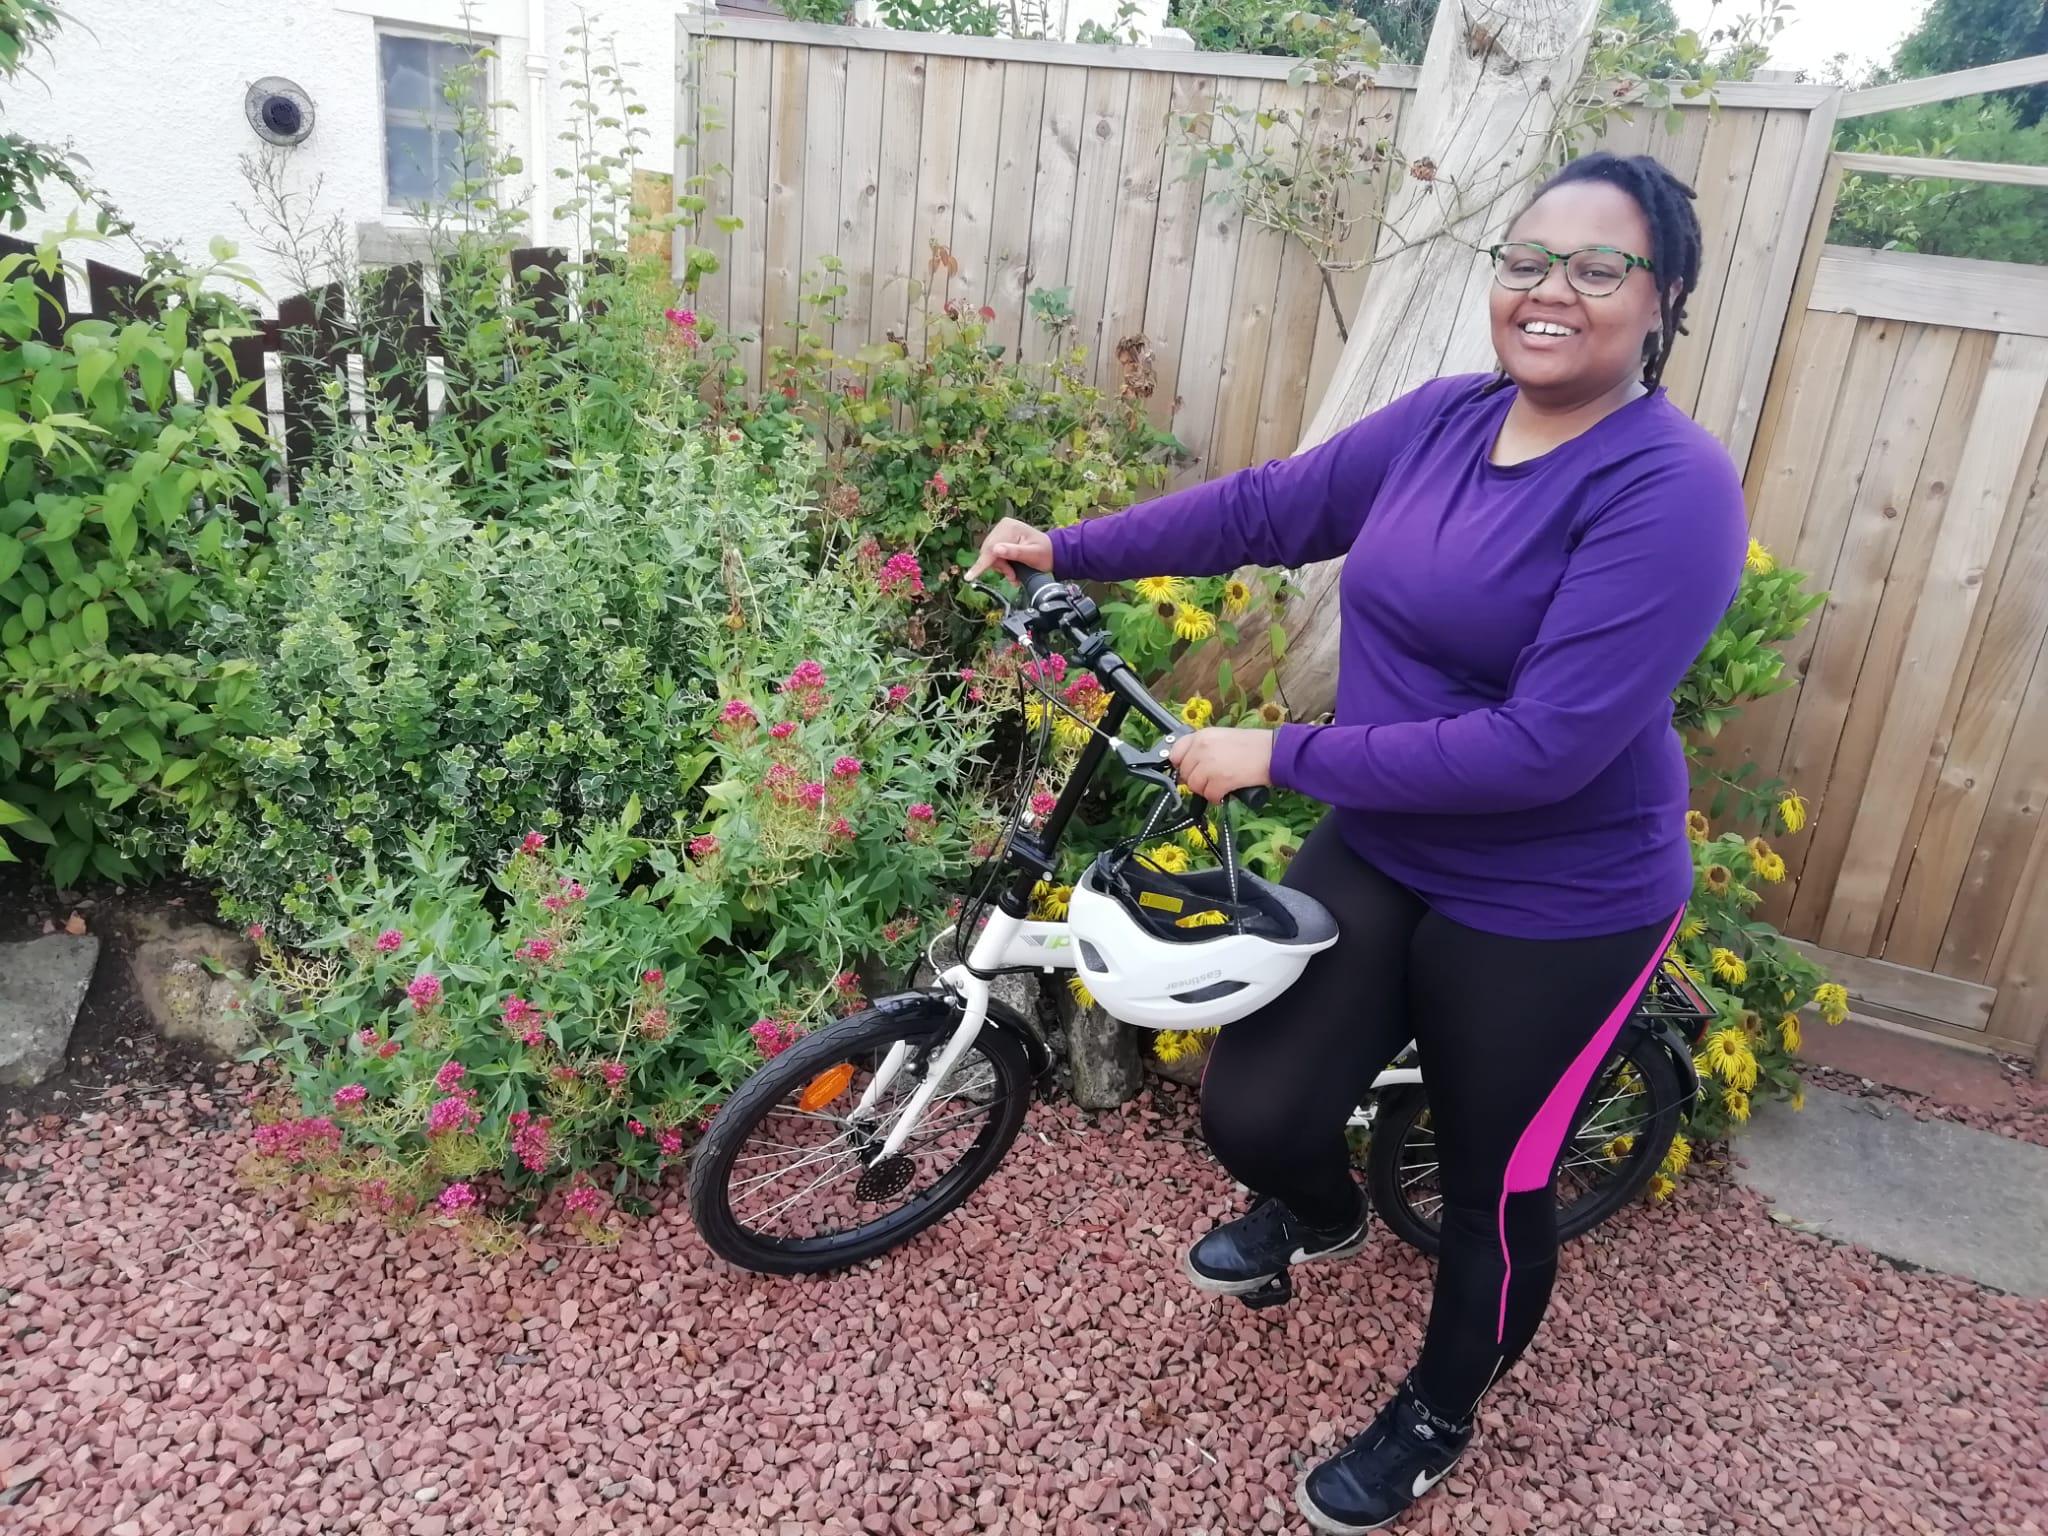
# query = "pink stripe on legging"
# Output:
<box><xmin>1493</xmin><ymin>909</ymin><xmax>1684</xmax><ymax>1341</ymax></box>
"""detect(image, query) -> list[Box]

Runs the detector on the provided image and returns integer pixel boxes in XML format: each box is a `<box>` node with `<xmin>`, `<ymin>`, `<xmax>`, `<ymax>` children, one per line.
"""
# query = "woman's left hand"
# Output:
<box><xmin>1167</xmin><ymin>728</ymin><xmax>1275</xmax><ymax>801</ymax></box>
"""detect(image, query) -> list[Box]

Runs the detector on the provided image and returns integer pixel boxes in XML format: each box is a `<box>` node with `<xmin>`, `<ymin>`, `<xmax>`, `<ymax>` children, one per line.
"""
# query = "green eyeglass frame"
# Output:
<box><xmin>1485</xmin><ymin>241</ymin><xmax>1655</xmax><ymax>298</ymax></box>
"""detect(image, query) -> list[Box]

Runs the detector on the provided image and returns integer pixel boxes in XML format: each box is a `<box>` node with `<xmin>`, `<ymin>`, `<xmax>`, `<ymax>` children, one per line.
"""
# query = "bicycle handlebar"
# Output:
<box><xmin>1008</xmin><ymin>568</ymin><xmax>1270</xmax><ymax>815</ymax></box>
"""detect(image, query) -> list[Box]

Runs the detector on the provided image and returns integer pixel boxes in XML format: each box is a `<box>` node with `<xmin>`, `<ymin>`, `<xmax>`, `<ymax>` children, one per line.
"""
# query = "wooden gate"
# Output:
<box><xmin>1726</xmin><ymin>59</ymin><xmax>2048</xmax><ymax>1063</ymax></box>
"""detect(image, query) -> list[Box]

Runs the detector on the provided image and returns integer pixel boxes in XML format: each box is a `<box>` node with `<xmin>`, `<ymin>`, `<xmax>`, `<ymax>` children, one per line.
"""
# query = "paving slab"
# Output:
<box><xmin>1733</xmin><ymin>1081</ymin><xmax>2048</xmax><ymax>1297</ymax></box>
<box><xmin>0</xmin><ymin>935</ymin><xmax>100</xmax><ymax>1087</ymax></box>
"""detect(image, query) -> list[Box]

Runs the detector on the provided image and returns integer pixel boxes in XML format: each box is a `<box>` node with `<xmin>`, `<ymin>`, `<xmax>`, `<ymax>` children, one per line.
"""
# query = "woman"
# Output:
<box><xmin>965</xmin><ymin>152</ymin><xmax>1746</xmax><ymax>1533</ymax></box>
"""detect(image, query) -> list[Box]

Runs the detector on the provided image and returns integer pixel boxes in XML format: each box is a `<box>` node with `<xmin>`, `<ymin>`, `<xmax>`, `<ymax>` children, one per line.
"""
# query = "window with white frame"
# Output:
<box><xmin>377</xmin><ymin>28</ymin><xmax>487</xmax><ymax>208</ymax></box>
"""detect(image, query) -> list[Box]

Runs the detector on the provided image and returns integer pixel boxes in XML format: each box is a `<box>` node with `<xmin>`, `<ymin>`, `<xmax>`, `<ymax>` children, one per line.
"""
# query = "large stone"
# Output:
<box><xmin>1056</xmin><ymin>987</ymin><xmax>1143</xmax><ymax>1109</ymax></box>
<box><xmin>126</xmin><ymin>910</ymin><xmax>260</xmax><ymax>1060</ymax></box>
<box><xmin>0</xmin><ymin>935</ymin><xmax>99</xmax><ymax>1087</ymax></box>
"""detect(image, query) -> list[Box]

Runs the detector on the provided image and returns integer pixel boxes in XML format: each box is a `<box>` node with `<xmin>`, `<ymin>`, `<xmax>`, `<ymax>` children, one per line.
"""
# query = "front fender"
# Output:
<box><xmin>870</xmin><ymin>987</ymin><xmax>1055</xmax><ymax>1082</ymax></box>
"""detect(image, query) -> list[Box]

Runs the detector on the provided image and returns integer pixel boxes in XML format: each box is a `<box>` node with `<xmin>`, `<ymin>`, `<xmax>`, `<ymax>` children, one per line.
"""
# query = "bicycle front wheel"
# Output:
<box><xmin>687</xmin><ymin>995</ymin><xmax>1035</xmax><ymax>1275</ymax></box>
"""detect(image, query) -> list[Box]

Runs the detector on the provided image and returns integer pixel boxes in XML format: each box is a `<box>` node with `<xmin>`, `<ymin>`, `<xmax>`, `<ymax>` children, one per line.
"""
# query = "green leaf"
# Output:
<box><xmin>0</xmin><ymin>798</ymin><xmax>30</xmax><ymax>826</ymax></box>
<box><xmin>75</xmin><ymin>346</ymin><xmax>115</xmax><ymax>400</ymax></box>
<box><xmin>20</xmin><ymin>591</ymin><xmax>45</xmax><ymax>632</ymax></box>
<box><xmin>0</xmin><ymin>535</ymin><xmax>20</xmax><ymax>584</ymax></box>
<box><xmin>1268</xmin><ymin>622</ymin><xmax>1288</xmax><ymax>663</ymax></box>
<box><xmin>119</xmin><ymin>727</ymin><xmax>163</xmax><ymax>767</ymax></box>
<box><xmin>159</xmin><ymin>757</ymin><xmax>199</xmax><ymax>789</ymax></box>
<box><xmin>80</xmin><ymin>602</ymin><xmax>109</xmax><ymax>647</ymax></box>
<box><xmin>5</xmin><ymin>810</ymin><xmax>55</xmax><ymax>843</ymax></box>
<box><xmin>115</xmin><ymin>585</ymin><xmax>151</xmax><ymax>624</ymax></box>
<box><xmin>49</xmin><ymin>839</ymin><xmax>87</xmax><ymax>891</ymax></box>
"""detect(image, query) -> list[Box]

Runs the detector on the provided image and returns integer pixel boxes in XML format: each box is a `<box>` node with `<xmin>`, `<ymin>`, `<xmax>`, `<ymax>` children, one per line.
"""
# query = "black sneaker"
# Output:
<box><xmin>1180</xmin><ymin>1187</ymin><xmax>1369</xmax><ymax>1295</ymax></box>
<box><xmin>1296</xmin><ymin>1378</ymin><xmax>1474</xmax><ymax>1533</ymax></box>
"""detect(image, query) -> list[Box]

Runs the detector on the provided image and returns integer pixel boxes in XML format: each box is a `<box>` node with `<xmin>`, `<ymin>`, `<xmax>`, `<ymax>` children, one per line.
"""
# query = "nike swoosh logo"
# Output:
<box><xmin>1411</xmin><ymin>1466</ymin><xmax>1449</xmax><ymax>1499</ymax></box>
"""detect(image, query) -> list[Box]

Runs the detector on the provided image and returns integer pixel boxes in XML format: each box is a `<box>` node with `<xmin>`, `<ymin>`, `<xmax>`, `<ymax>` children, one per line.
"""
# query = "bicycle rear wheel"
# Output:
<box><xmin>687</xmin><ymin>994</ymin><xmax>1035</xmax><ymax>1275</ymax></box>
<box><xmin>1362</xmin><ymin>1026</ymin><xmax>1687</xmax><ymax>1257</ymax></box>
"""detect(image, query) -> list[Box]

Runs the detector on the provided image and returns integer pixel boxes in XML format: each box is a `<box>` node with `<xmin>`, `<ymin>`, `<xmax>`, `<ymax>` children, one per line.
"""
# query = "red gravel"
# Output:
<box><xmin>5</xmin><ymin>1077</ymin><xmax>2045</xmax><ymax>1536</ymax></box>
<box><xmin>1802</xmin><ymin>1057</ymin><xmax>2048</xmax><ymax>1151</ymax></box>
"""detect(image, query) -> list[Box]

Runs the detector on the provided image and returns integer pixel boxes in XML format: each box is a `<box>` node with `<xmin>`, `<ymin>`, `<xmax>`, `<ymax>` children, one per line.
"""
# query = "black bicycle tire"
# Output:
<box><xmin>687</xmin><ymin>997</ymin><xmax>1034</xmax><ymax>1275</ymax></box>
<box><xmin>1363</xmin><ymin>1029</ymin><xmax>1686</xmax><ymax>1258</ymax></box>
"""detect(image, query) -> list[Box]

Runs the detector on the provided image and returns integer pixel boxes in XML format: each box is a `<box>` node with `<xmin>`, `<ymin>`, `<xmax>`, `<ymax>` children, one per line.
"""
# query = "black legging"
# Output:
<box><xmin>1200</xmin><ymin>817</ymin><xmax>1677</xmax><ymax>1421</ymax></box>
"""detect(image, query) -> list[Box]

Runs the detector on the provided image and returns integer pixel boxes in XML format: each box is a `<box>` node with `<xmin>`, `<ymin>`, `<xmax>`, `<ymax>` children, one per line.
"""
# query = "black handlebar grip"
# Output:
<box><xmin>1233</xmin><ymin>785</ymin><xmax>1271</xmax><ymax>814</ymax></box>
<box><xmin>1018</xmin><ymin>567</ymin><xmax>1059</xmax><ymax>603</ymax></box>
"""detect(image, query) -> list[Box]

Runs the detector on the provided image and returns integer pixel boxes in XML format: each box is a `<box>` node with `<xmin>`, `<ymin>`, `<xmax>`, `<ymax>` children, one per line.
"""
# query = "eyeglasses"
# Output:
<box><xmin>1486</xmin><ymin>241</ymin><xmax>1654</xmax><ymax>298</ymax></box>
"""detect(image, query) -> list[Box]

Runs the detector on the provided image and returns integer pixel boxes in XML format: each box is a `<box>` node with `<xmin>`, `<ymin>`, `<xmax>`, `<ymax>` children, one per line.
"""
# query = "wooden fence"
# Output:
<box><xmin>673</xmin><ymin>17</ymin><xmax>1836</xmax><ymax>487</ymax></box>
<box><xmin>1727</xmin><ymin>151</ymin><xmax>2048</xmax><ymax>1062</ymax></box>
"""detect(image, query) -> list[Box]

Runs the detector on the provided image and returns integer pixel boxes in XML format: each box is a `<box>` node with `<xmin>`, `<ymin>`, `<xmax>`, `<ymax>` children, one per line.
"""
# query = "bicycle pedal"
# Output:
<box><xmin>1238</xmin><ymin>1272</ymin><xmax>1293</xmax><ymax>1310</ymax></box>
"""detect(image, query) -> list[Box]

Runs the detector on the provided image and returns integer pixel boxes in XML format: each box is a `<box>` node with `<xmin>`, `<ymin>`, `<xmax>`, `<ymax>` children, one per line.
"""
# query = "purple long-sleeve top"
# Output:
<box><xmin>1047</xmin><ymin>373</ymin><xmax>1748</xmax><ymax>940</ymax></box>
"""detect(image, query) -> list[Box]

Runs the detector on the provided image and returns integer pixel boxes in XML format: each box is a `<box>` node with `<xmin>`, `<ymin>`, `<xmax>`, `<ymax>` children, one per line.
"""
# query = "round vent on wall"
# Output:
<box><xmin>245</xmin><ymin>77</ymin><xmax>316</xmax><ymax>147</ymax></box>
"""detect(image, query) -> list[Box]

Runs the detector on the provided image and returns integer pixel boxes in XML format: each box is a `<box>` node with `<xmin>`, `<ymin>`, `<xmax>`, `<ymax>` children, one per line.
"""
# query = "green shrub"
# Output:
<box><xmin>240</xmin><ymin>446</ymin><xmax>1000</xmax><ymax>1227</ymax></box>
<box><xmin>0</xmin><ymin>236</ymin><xmax>273</xmax><ymax>885</ymax></box>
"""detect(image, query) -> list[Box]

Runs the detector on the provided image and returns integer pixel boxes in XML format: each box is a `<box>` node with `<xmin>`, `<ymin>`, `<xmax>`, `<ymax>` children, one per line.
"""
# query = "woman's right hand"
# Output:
<box><xmin>963</xmin><ymin>517</ymin><xmax>1055</xmax><ymax>585</ymax></box>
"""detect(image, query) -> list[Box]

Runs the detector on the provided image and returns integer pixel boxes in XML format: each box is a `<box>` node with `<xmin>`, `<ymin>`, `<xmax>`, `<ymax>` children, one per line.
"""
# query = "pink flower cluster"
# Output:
<box><xmin>828</xmin><ymin>816</ymin><xmax>855</xmax><ymax>843</ymax></box>
<box><xmin>503</xmin><ymin>995</ymin><xmax>543</xmax><ymax>1046</ymax></box>
<box><xmin>908</xmin><ymin>802</ymin><xmax>936</xmax><ymax>822</ymax></box>
<box><xmin>696</xmin><ymin>1101</ymin><xmax>721</xmax><ymax>1132</ymax></box>
<box><xmin>688</xmin><ymin>834</ymin><xmax>721</xmax><ymax>860</ymax></box>
<box><xmin>886</xmin><ymin>684</ymin><xmax>912</xmax><ymax>709</ymax></box>
<box><xmin>375</xmin><ymin>929</ymin><xmax>404</xmax><ymax>952</ymax></box>
<box><xmin>643</xmin><ymin>969</ymin><xmax>664</xmax><ymax>988</ymax></box>
<box><xmin>658</xmin><ymin>1128</ymin><xmax>684</xmax><ymax>1157</ymax></box>
<box><xmin>1030</xmin><ymin>791</ymin><xmax>1057</xmax><ymax>819</ymax></box>
<box><xmin>880</xmin><ymin>914</ymin><xmax>921</xmax><ymax>945</ymax></box>
<box><xmin>639</xmin><ymin>1003</ymin><xmax>670</xmax><ymax>1041</ymax></box>
<box><xmin>434</xmin><ymin>1060</ymin><xmax>466</xmax><ymax>1092</ymax></box>
<box><xmin>247</xmin><ymin>923</ymin><xmax>267</xmax><ymax>941</ymax></box>
<box><xmin>797</xmin><ymin>781</ymin><xmax>828</xmax><ymax>810</ymax></box>
<box><xmin>563</xmin><ymin>1182</ymin><xmax>607</xmax><ymax>1222</ymax></box>
<box><xmin>751</xmin><ymin>1018</ymin><xmax>800</xmax><ymax>1059</ymax></box>
<box><xmin>508</xmin><ymin>1111</ymin><xmax>553</xmax><ymax>1173</ymax></box>
<box><xmin>832</xmin><ymin>756</ymin><xmax>862</xmax><ymax>780</ymax></box>
<box><xmin>519</xmin><ymin>832</ymin><xmax>547</xmax><ymax>856</ymax></box>
<box><xmin>438</xmin><ymin>1182</ymin><xmax>477</xmax><ymax>1213</ymax></box>
<box><xmin>929</xmin><ymin>470</ymin><xmax>950</xmax><ymax>498</ymax></box>
<box><xmin>357</xmin><ymin>1029</ymin><xmax>378</xmax><ymax>1047</ymax></box>
<box><xmin>779</xmin><ymin>660</ymin><xmax>830</xmax><ymax>721</ymax></box>
<box><xmin>1021</xmin><ymin>654</ymin><xmax>1069</xmax><ymax>686</ymax></box>
<box><xmin>599</xmin><ymin>1061</ymin><xmax>628</xmax><ymax>1093</ymax></box>
<box><xmin>769</xmin><ymin>720</ymin><xmax>797</xmax><ymax>740</ymax></box>
<box><xmin>516</xmin><ymin>937</ymin><xmax>556</xmax><ymax>964</ymax></box>
<box><xmin>717</xmin><ymin>699</ymin><xmax>759</xmax><ymax>733</ymax></box>
<box><xmin>407</xmin><ymin>974</ymin><xmax>442</xmax><ymax>1012</ymax></box>
<box><xmin>664</xmin><ymin>307</ymin><xmax>700</xmax><ymax>346</ymax></box>
<box><xmin>427</xmin><ymin>1093</ymin><xmax>481</xmax><ymax>1137</ymax></box>
<box><xmin>879</xmin><ymin>551</ymin><xmax>925</xmax><ymax>599</ymax></box>
<box><xmin>332</xmin><ymin>1083</ymin><xmax>368</xmax><ymax>1109</ymax></box>
<box><xmin>629</xmin><ymin>1118</ymin><xmax>646</xmax><ymax>1136</ymax></box>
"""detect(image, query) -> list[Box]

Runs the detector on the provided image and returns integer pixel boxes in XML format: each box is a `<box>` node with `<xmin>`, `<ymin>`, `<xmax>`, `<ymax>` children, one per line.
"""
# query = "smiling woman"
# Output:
<box><xmin>967</xmin><ymin>150</ymin><xmax>1745</xmax><ymax>1536</ymax></box>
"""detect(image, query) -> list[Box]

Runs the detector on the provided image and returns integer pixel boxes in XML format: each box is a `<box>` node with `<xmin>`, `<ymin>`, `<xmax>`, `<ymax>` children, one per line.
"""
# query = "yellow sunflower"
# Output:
<box><xmin>1747</xmin><ymin>836</ymin><xmax>1773</xmax><ymax>863</ymax></box>
<box><xmin>1222</xmin><ymin>578</ymin><xmax>1252</xmax><ymax>618</ymax></box>
<box><xmin>1703</xmin><ymin>864</ymin><xmax>1734</xmax><ymax>897</ymax></box>
<box><xmin>1779</xmin><ymin>1013</ymin><xmax>1803</xmax><ymax>1054</ymax></box>
<box><xmin>1710</xmin><ymin>947</ymin><xmax>1747</xmax><ymax>986</ymax></box>
<box><xmin>1779</xmin><ymin>793</ymin><xmax>1808</xmax><ymax>835</ymax></box>
<box><xmin>1176</xmin><ymin>909</ymin><xmax>1229</xmax><ymax>928</ymax></box>
<box><xmin>1179</xmin><ymin>695</ymin><xmax>1215</xmax><ymax>729</ymax></box>
<box><xmin>1603</xmin><ymin>1133</ymin><xmax>1636</xmax><ymax>1162</ymax></box>
<box><xmin>1053</xmin><ymin>715</ymin><xmax>1094</xmax><ymax>751</ymax></box>
<box><xmin>1679</xmin><ymin>915</ymin><xmax>1706</xmax><ymax>942</ymax></box>
<box><xmin>1686</xmin><ymin>809</ymin><xmax>1710</xmax><ymax>844</ymax></box>
<box><xmin>1790</xmin><ymin>1084</ymin><xmax>1806</xmax><ymax>1112</ymax></box>
<box><xmin>1723</xmin><ymin>1087</ymin><xmax>1752</xmax><ymax>1123</ymax></box>
<box><xmin>1030</xmin><ymin>882</ymin><xmax>1072</xmax><ymax>920</ymax></box>
<box><xmin>1661</xmin><ymin>1132</ymin><xmax>1691</xmax><ymax>1176</ymax></box>
<box><xmin>1143</xmin><ymin>843</ymin><xmax>1192</xmax><ymax>875</ymax></box>
<box><xmin>1814</xmin><ymin>982</ymin><xmax>1849</xmax><ymax>1025</ymax></box>
<box><xmin>1068</xmin><ymin>974</ymin><xmax>1096</xmax><ymax>1009</ymax></box>
<box><xmin>1757</xmin><ymin>852</ymin><xmax>1787</xmax><ymax>884</ymax></box>
<box><xmin>1698</xmin><ymin>1028</ymin><xmax>1759</xmax><ymax>1091</ymax></box>
<box><xmin>1257</xmin><ymin>700</ymin><xmax>1287</xmax><ymax>727</ymax></box>
<box><xmin>1173</xmin><ymin>604</ymin><xmax>1218</xmax><ymax>643</ymax></box>
<box><xmin>1647</xmin><ymin>1172</ymin><xmax>1677</xmax><ymax>1201</ymax></box>
<box><xmin>1746</xmin><ymin>539</ymin><xmax>1776</xmax><ymax>575</ymax></box>
<box><xmin>1132</xmin><ymin>575</ymin><xmax>1192</xmax><ymax>605</ymax></box>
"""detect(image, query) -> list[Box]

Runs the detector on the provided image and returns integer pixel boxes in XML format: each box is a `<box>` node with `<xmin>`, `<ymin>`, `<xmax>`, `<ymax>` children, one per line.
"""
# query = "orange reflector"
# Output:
<box><xmin>797</xmin><ymin>1062</ymin><xmax>856</xmax><ymax>1112</ymax></box>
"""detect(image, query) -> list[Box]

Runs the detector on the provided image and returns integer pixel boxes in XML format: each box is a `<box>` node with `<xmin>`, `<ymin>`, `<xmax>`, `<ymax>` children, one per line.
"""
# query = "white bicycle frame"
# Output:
<box><xmin>849</xmin><ymin>907</ymin><xmax>1421</xmax><ymax>1158</ymax></box>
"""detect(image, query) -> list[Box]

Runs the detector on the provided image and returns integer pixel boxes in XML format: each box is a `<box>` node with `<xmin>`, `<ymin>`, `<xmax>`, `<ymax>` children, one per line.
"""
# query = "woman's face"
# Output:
<box><xmin>1488</xmin><ymin>181</ymin><xmax>1665</xmax><ymax>400</ymax></box>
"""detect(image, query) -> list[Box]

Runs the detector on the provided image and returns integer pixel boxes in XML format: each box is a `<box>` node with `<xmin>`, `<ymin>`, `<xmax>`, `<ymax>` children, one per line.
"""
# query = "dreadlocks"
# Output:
<box><xmin>1494</xmin><ymin>151</ymin><xmax>1705</xmax><ymax>390</ymax></box>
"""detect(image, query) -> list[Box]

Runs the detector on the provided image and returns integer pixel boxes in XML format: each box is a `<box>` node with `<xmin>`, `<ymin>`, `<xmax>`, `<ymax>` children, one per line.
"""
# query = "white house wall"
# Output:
<box><xmin>1</xmin><ymin>0</ymin><xmax>687</xmax><ymax>309</ymax></box>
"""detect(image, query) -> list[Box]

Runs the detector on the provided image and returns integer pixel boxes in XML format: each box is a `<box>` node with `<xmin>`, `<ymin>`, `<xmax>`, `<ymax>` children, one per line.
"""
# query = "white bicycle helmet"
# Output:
<box><xmin>1065</xmin><ymin>849</ymin><xmax>1339</xmax><ymax>1031</ymax></box>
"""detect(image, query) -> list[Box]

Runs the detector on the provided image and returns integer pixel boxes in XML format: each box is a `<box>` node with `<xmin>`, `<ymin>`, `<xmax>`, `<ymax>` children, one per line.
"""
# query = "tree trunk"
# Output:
<box><xmin>1177</xmin><ymin>0</ymin><xmax>1603</xmax><ymax>720</ymax></box>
